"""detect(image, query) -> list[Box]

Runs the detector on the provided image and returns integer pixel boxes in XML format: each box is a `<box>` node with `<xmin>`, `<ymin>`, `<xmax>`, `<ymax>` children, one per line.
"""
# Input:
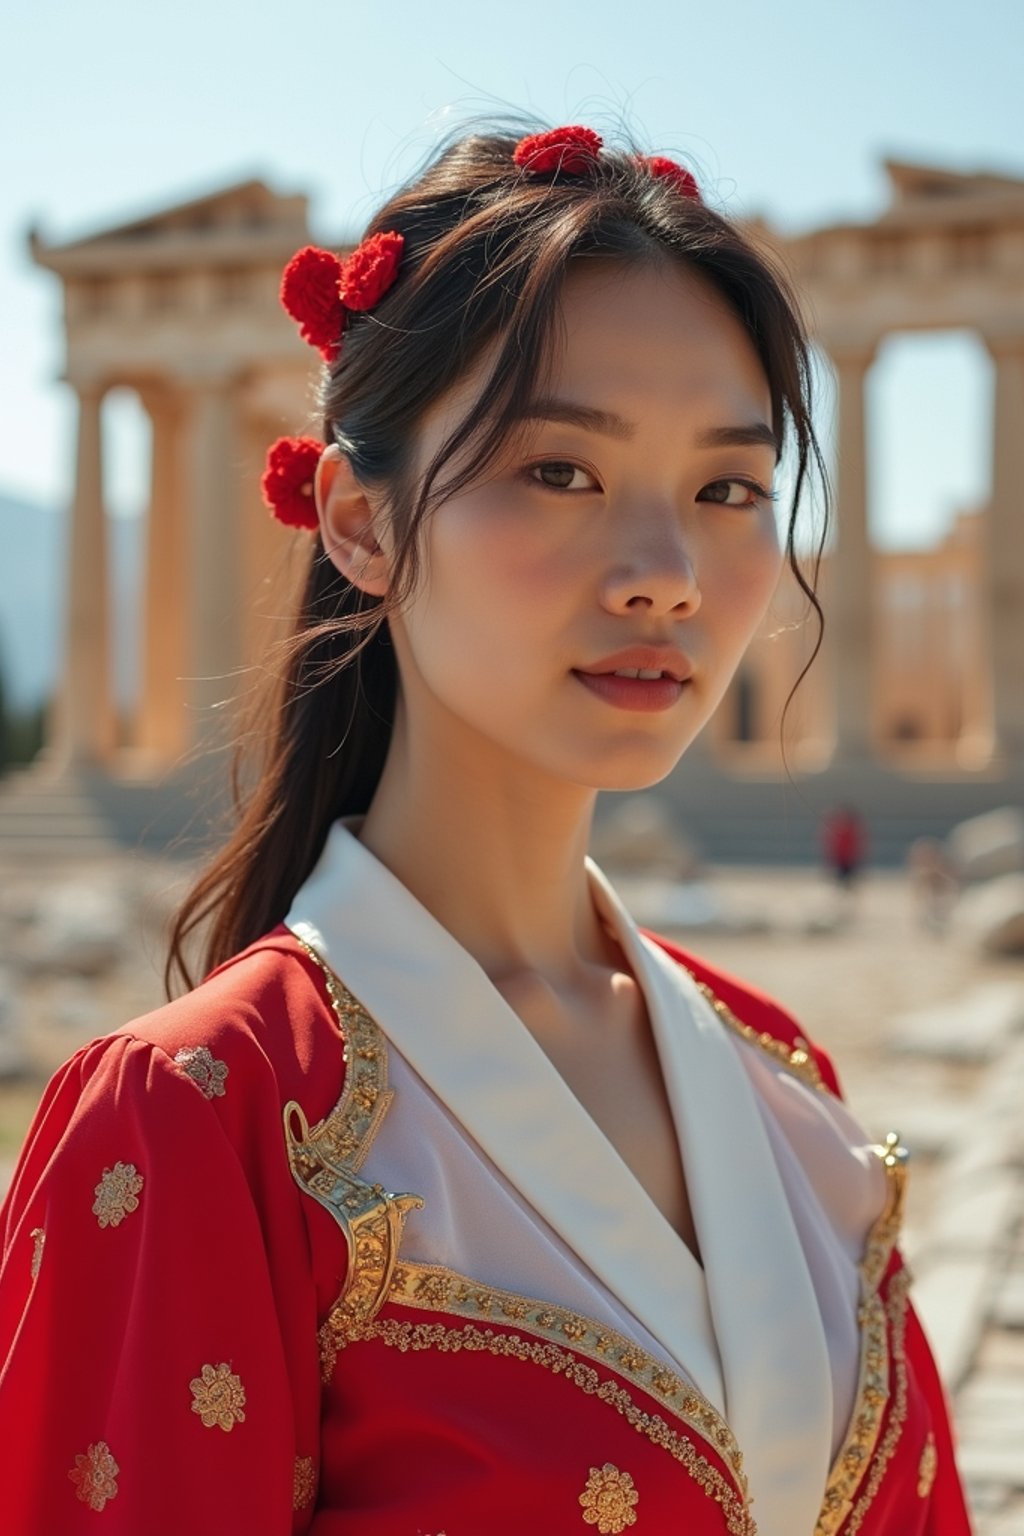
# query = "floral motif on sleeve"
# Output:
<box><xmin>174</xmin><ymin>1045</ymin><xmax>229</xmax><ymax>1099</ymax></box>
<box><xmin>579</xmin><ymin>1463</ymin><xmax>639</xmax><ymax>1533</ymax></box>
<box><xmin>68</xmin><ymin>1441</ymin><xmax>119</xmax><ymax>1510</ymax></box>
<box><xmin>917</xmin><ymin>1432</ymin><xmax>938</xmax><ymax>1498</ymax></box>
<box><xmin>29</xmin><ymin>1227</ymin><xmax>45</xmax><ymax>1279</ymax></box>
<box><xmin>92</xmin><ymin>1163</ymin><xmax>144</xmax><ymax>1228</ymax></box>
<box><xmin>293</xmin><ymin>1454</ymin><xmax>316</xmax><ymax>1510</ymax></box>
<box><xmin>189</xmin><ymin>1362</ymin><xmax>247</xmax><ymax>1430</ymax></box>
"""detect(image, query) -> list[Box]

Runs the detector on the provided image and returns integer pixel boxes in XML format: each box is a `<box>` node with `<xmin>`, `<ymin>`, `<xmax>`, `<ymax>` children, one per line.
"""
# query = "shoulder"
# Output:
<box><xmin>641</xmin><ymin>928</ymin><xmax>843</xmax><ymax>1098</ymax></box>
<box><xmin>3</xmin><ymin>927</ymin><xmax>344</xmax><ymax>1232</ymax></box>
<box><xmin>108</xmin><ymin>924</ymin><xmax>343</xmax><ymax>1118</ymax></box>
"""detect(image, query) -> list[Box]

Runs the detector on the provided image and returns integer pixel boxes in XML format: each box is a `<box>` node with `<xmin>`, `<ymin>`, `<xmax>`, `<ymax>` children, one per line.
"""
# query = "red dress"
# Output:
<box><xmin>0</xmin><ymin>911</ymin><xmax>970</xmax><ymax>1534</ymax></box>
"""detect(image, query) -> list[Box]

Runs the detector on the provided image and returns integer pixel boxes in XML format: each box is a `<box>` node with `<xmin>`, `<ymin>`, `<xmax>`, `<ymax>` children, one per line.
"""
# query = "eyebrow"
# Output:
<box><xmin>518</xmin><ymin>399</ymin><xmax>781</xmax><ymax>459</ymax></box>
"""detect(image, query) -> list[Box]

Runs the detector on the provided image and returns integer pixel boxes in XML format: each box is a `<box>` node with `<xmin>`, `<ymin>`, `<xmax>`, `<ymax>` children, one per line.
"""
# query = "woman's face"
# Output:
<box><xmin>384</xmin><ymin>257</ymin><xmax>784</xmax><ymax>793</ymax></box>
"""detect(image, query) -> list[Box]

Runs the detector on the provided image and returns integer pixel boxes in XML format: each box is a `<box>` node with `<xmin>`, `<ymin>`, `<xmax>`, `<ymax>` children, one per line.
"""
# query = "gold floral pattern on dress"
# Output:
<box><xmin>174</xmin><ymin>1044</ymin><xmax>228</xmax><ymax>1099</ymax></box>
<box><xmin>293</xmin><ymin>1454</ymin><xmax>316</xmax><ymax>1510</ymax></box>
<box><xmin>29</xmin><ymin>1226</ymin><xmax>45</xmax><ymax>1279</ymax></box>
<box><xmin>579</xmin><ymin>1463</ymin><xmax>639</xmax><ymax>1533</ymax></box>
<box><xmin>68</xmin><ymin>1440</ymin><xmax>119</xmax><ymax>1510</ymax></box>
<box><xmin>917</xmin><ymin>1432</ymin><xmax>937</xmax><ymax>1499</ymax></box>
<box><xmin>92</xmin><ymin>1162</ymin><xmax>144</xmax><ymax>1229</ymax></box>
<box><xmin>189</xmin><ymin>1362</ymin><xmax>247</xmax><ymax>1431</ymax></box>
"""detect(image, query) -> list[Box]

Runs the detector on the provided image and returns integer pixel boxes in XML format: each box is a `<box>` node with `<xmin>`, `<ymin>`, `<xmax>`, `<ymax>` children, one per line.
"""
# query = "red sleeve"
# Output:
<box><xmin>0</xmin><ymin>1031</ymin><xmax>315</xmax><ymax>1533</ymax></box>
<box><xmin>906</xmin><ymin>1300</ymin><xmax>974</xmax><ymax>1534</ymax></box>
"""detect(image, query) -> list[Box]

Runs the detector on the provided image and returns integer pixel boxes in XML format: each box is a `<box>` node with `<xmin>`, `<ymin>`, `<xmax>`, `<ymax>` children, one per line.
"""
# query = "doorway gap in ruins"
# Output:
<box><xmin>866</xmin><ymin>330</ymin><xmax>994</xmax><ymax>769</ymax></box>
<box><xmin>101</xmin><ymin>386</ymin><xmax>151</xmax><ymax>757</ymax></box>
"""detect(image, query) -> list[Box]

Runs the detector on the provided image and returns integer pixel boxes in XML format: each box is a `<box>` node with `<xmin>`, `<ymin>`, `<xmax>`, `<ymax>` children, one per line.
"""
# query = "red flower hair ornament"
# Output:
<box><xmin>279</xmin><ymin>230</ymin><xmax>406</xmax><ymax>363</ymax></box>
<box><xmin>643</xmin><ymin>155</ymin><xmax>701</xmax><ymax>202</ymax></box>
<box><xmin>267</xmin><ymin>229</ymin><xmax>406</xmax><ymax>528</ymax></box>
<box><xmin>513</xmin><ymin>125</ymin><xmax>603</xmax><ymax>175</ymax></box>
<box><xmin>280</xmin><ymin>246</ymin><xmax>346</xmax><ymax>363</ymax></box>
<box><xmin>260</xmin><ymin>436</ymin><xmax>324</xmax><ymax>531</ymax></box>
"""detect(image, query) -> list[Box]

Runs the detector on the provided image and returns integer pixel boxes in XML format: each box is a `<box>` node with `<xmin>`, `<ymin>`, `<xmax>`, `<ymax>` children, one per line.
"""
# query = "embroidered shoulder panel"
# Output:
<box><xmin>283</xmin><ymin>939</ymin><xmax>423</xmax><ymax>1338</ymax></box>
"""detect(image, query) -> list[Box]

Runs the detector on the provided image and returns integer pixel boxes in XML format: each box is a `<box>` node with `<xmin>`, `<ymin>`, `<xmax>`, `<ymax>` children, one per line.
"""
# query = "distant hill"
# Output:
<box><xmin>0</xmin><ymin>491</ymin><xmax>142</xmax><ymax>711</ymax></box>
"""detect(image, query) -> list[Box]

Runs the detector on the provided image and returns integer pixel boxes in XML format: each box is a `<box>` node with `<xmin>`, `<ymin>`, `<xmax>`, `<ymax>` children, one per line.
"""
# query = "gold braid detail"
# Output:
<box><xmin>353</xmin><ymin>1314</ymin><xmax>756</xmax><ymax>1536</ymax></box>
<box><xmin>284</xmin><ymin>939</ymin><xmax>423</xmax><ymax>1361</ymax></box>
<box><xmin>683</xmin><ymin>972</ymin><xmax>828</xmax><ymax>1094</ymax></box>
<box><xmin>389</xmin><ymin>1259</ymin><xmax>745</xmax><ymax>1494</ymax></box>
<box><xmin>841</xmin><ymin>1268</ymin><xmax>912</xmax><ymax>1534</ymax></box>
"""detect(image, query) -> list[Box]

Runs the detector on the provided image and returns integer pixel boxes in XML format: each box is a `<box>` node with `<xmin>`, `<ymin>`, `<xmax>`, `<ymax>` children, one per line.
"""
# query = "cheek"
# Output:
<box><xmin>707</xmin><ymin>523</ymin><xmax>784</xmax><ymax>643</ymax></box>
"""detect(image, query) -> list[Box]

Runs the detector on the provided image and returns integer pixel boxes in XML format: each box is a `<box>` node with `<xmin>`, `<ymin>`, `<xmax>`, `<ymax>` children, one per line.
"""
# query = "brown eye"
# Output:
<box><xmin>699</xmin><ymin>478</ymin><xmax>775</xmax><ymax>507</ymax></box>
<box><xmin>529</xmin><ymin>461</ymin><xmax>596</xmax><ymax>491</ymax></box>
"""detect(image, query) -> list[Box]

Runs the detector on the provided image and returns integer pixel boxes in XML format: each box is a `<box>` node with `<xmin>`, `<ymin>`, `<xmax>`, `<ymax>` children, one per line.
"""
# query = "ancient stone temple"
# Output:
<box><xmin>30</xmin><ymin>179</ymin><xmax>323</xmax><ymax>767</ymax></box>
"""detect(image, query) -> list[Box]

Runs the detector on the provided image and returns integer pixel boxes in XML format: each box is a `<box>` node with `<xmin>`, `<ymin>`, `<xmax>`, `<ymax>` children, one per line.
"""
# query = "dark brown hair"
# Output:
<box><xmin>166</xmin><ymin>125</ymin><xmax>829</xmax><ymax>994</ymax></box>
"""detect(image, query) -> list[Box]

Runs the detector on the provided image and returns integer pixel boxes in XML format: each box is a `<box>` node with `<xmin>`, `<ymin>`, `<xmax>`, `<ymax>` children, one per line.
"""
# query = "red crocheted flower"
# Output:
<box><xmin>513</xmin><ymin>125</ymin><xmax>603</xmax><ymax>175</ymax></box>
<box><xmin>260</xmin><ymin>437</ymin><xmax>323</xmax><ymax>531</ymax></box>
<box><xmin>338</xmin><ymin>230</ymin><xmax>405</xmax><ymax>312</ymax></box>
<box><xmin>280</xmin><ymin>246</ymin><xmax>346</xmax><ymax>361</ymax></box>
<box><xmin>644</xmin><ymin>156</ymin><xmax>701</xmax><ymax>202</ymax></box>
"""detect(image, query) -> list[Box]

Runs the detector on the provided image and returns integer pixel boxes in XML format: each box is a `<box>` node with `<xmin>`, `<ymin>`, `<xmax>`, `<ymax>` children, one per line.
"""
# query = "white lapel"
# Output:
<box><xmin>586</xmin><ymin>863</ymin><xmax>835</xmax><ymax>1536</ymax></box>
<box><xmin>285</xmin><ymin>821</ymin><xmax>726</xmax><ymax>1415</ymax></box>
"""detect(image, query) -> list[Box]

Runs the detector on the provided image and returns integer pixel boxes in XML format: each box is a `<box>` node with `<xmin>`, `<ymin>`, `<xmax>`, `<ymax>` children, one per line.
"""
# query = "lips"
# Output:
<box><xmin>574</xmin><ymin>646</ymin><xmax>693</xmax><ymax>684</ymax></box>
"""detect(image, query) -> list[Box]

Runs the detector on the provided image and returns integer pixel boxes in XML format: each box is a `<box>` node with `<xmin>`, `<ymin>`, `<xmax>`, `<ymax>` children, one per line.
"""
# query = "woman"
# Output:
<box><xmin>0</xmin><ymin>124</ymin><xmax>970</xmax><ymax>1534</ymax></box>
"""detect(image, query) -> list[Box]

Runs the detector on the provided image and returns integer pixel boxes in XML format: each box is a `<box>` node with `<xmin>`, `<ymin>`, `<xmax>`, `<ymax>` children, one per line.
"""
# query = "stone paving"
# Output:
<box><xmin>0</xmin><ymin>853</ymin><xmax>1022</xmax><ymax>1529</ymax></box>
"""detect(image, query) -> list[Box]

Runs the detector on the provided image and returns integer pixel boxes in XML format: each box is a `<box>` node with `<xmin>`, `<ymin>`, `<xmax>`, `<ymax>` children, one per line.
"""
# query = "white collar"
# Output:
<box><xmin>286</xmin><ymin>821</ymin><xmax>833</xmax><ymax>1536</ymax></box>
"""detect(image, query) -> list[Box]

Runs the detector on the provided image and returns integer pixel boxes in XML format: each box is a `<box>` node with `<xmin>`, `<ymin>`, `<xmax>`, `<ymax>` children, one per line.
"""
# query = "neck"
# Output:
<box><xmin>358</xmin><ymin>704</ymin><xmax>609</xmax><ymax>985</ymax></box>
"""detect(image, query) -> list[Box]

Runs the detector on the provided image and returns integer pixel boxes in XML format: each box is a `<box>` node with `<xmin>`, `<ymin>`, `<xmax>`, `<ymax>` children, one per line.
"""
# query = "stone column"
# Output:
<box><xmin>185</xmin><ymin>374</ymin><xmax>241</xmax><ymax>748</ymax></box>
<box><xmin>51</xmin><ymin>380</ymin><xmax>115</xmax><ymax>766</ymax></box>
<box><xmin>985</xmin><ymin>335</ymin><xmax>1024</xmax><ymax>763</ymax></box>
<box><xmin>136</xmin><ymin>388</ymin><xmax>188</xmax><ymax>762</ymax></box>
<box><xmin>826</xmin><ymin>344</ymin><xmax>877</xmax><ymax>760</ymax></box>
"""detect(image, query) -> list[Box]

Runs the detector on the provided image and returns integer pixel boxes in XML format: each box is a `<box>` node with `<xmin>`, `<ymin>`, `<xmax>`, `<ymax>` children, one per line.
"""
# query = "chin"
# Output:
<box><xmin>569</xmin><ymin>739</ymin><xmax>698</xmax><ymax>794</ymax></box>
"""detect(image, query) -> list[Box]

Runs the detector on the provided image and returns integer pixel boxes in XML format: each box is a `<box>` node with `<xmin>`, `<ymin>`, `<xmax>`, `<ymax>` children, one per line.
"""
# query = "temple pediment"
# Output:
<box><xmin>884</xmin><ymin>158</ymin><xmax>1024</xmax><ymax>206</ymax></box>
<box><xmin>29</xmin><ymin>179</ymin><xmax>312</xmax><ymax>276</ymax></box>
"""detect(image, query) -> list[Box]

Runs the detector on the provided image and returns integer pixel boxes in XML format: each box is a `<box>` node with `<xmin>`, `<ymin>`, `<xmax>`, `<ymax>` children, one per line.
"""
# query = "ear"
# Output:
<box><xmin>314</xmin><ymin>444</ymin><xmax>390</xmax><ymax>597</ymax></box>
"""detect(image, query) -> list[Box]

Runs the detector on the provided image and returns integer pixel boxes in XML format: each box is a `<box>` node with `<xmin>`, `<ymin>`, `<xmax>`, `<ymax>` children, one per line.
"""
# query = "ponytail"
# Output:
<box><xmin>164</xmin><ymin>550</ymin><xmax>396</xmax><ymax>995</ymax></box>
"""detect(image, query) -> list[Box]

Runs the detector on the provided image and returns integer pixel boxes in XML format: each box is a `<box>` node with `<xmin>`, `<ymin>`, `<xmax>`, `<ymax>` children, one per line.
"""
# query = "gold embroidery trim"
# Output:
<box><xmin>293</xmin><ymin>1454</ymin><xmax>317</xmax><ymax>1510</ymax></box>
<box><xmin>92</xmin><ymin>1162</ymin><xmax>144</xmax><ymax>1228</ymax></box>
<box><xmin>352</xmin><ymin>1315</ymin><xmax>755</xmax><ymax>1536</ymax></box>
<box><xmin>29</xmin><ymin>1227</ymin><xmax>45</xmax><ymax>1280</ymax></box>
<box><xmin>284</xmin><ymin>940</ymin><xmax>423</xmax><ymax>1353</ymax></box>
<box><xmin>174</xmin><ymin>1044</ymin><xmax>229</xmax><ymax>1099</ymax></box>
<box><xmin>917</xmin><ymin>1432</ymin><xmax>937</xmax><ymax>1499</ymax></box>
<box><xmin>388</xmin><ymin>1259</ymin><xmax>745</xmax><ymax>1494</ymax></box>
<box><xmin>815</xmin><ymin>1134</ymin><xmax>910</xmax><ymax>1536</ymax></box>
<box><xmin>842</xmin><ymin>1269</ymin><xmax>912</xmax><ymax>1535</ymax></box>
<box><xmin>580</xmin><ymin>1463</ymin><xmax>639</xmax><ymax>1532</ymax></box>
<box><xmin>685</xmin><ymin>971</ymin><xmax>828</xmax><ymax>1094</ymax></box>
<box><xmin>189</xmin><ymin>1362</ymin><xmax>247</xmax><ymax>1431</ymax></box>
<box><xmin>68</xmin><ymin>1440</ymin><xmax>119</xmax><ymax>1510</ymax></box>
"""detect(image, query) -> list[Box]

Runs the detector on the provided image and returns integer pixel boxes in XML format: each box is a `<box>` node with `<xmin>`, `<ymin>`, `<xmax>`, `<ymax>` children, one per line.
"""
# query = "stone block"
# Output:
<box><xmin>947</xmin><ymin>808</ymin><xmax>1024</xmax><ymax>884</ymax></box>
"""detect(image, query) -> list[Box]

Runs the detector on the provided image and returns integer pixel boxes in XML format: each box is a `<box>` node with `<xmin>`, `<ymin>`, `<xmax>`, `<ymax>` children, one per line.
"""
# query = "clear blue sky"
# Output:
<box><xmin>1</xmin><ymin>0</ymin><xmax>1021</xmax><ymax>548</ymax></box>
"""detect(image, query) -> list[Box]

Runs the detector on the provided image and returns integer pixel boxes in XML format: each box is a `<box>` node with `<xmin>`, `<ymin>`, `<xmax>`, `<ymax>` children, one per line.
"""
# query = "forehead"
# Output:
<box><xmin>415</xmin><ymin>254</ymin><xmax>772</xmax><ymax>458</ymax></box>
<box><xmin>549</xmin><ymin>257</ymin><xmax>771</xmax><ymax>423</ymax></box>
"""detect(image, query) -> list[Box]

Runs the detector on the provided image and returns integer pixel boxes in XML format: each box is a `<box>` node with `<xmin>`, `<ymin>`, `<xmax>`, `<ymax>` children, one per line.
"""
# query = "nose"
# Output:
<box><xmin>599</xmin><ymin>513</ymin><xmax>701</xmax><ymax>618</ymax></box>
